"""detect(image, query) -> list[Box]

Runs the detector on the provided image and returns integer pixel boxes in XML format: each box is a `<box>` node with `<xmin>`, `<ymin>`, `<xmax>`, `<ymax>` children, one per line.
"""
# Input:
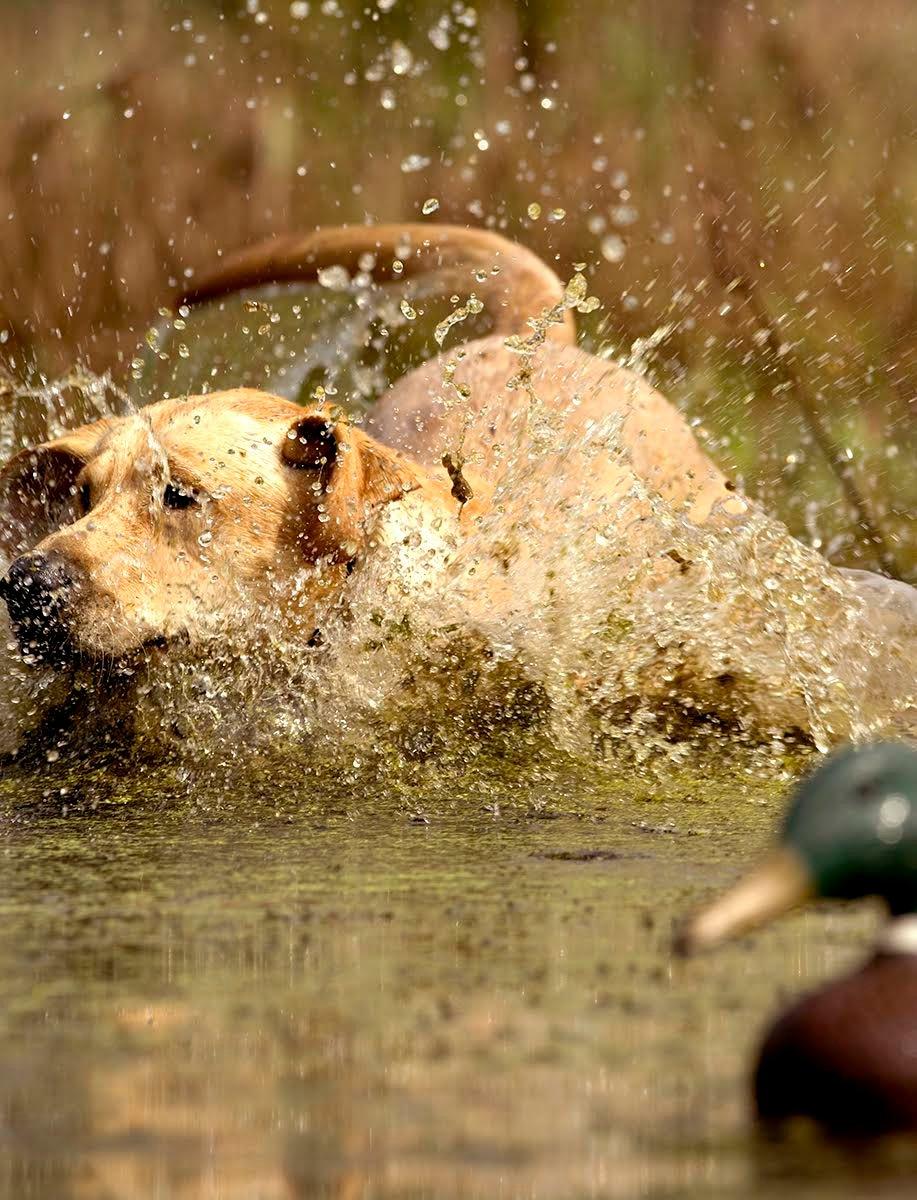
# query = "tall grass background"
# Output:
<box><xmin>0</xmin><ymin>0</ymin><xmax>914</xmax><ymax>575</ymax></box>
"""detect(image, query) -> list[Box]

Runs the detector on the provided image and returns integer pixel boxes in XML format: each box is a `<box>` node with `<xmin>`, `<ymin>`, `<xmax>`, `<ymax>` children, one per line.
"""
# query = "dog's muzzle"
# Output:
<box><xmin>0</xmin><ymin>551</ymin><xmax>80</xmax><ymax>666</ymax></box>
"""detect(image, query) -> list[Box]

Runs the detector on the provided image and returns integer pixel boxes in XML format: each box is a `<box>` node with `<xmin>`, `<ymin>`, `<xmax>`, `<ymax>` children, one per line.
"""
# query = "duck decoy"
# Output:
<box><xmin>675</xmin><ymin>742</ymin><xmax>917</xmax><ymax>1134</ymax></box>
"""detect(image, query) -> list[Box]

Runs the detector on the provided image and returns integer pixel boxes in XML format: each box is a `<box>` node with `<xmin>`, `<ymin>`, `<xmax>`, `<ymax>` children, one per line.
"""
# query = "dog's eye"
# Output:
<box><xmin>163</xmin><ymin>482</ymin><xmax>197</xmax><ymax>511</ymax></box>
<box><xmin>79</xmin><ymin>482</ymin><xmax>92</xmax><ymax>514</ymax></box>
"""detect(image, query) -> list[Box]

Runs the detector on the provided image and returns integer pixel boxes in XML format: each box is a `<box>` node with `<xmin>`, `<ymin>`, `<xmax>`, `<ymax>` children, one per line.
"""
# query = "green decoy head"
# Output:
<box><xmin>676</xmin><ymin>742</ymin><xmax>917</xmax><ymax>955</ymax></box>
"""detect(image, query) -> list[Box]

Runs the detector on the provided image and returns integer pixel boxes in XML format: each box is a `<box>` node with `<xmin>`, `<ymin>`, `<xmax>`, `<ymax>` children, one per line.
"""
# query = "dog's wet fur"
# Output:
<box><xmin>0</xmin><ymin>224</ymin><xmax>739</xmax><ymax>665</ymax></box>
<box><xmin>0</xmin><ymin>224</ymin><xmax>913</xmax><ymax>747</ymax></box>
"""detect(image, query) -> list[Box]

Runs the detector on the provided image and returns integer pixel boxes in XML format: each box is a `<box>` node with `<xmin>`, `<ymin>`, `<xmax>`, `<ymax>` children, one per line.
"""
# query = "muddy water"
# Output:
<box><xmin>0</xmin><ymin>748</ymin><xmax>915</xmax><ymax>1200</ymax></box>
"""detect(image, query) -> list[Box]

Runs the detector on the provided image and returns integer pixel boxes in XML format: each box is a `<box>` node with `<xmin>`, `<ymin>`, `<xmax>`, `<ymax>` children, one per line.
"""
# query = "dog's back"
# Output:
<box><xmin>179</xmin><ymin>224</ymin><xmax>738</xmax><ymax>526</ymax></box>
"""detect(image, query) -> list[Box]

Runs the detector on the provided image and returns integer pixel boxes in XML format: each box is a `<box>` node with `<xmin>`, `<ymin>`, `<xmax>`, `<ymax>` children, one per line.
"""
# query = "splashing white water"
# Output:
<box><xmin>0</xmin><ymin>304</ymin><xmax>913</xmax><ymax>770</ymax></box>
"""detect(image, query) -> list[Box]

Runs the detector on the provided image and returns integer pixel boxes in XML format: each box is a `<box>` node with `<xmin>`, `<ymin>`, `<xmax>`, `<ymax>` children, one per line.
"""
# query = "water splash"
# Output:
<box><xmin>0</xmin><ymin>296</ymin><xmax>913</xmax><ymax>779</ymax></box>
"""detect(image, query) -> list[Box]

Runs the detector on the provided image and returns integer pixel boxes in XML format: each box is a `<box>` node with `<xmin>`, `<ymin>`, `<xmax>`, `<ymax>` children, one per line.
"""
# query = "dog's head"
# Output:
<box><xmin>0</xmin><ymin>389</ymin><xmax>418</xmax><ymax>664</ymax></box>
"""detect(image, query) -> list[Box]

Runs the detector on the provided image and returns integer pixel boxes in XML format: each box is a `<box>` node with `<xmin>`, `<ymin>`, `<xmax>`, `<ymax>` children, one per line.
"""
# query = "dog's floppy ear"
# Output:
<box><xmin>281</xmin><ymin>410</ymin><xmax>417</xmax><ymax>561</ymax></box>
<box><xmin>281</xmin><ymin>410</ymin><xmax>342</xmax><ymax>483</ymax></box>
<box><xmin>0</xmin><ymin>419</ymin><xmax>113</xmax><ymax>559</ymax></box>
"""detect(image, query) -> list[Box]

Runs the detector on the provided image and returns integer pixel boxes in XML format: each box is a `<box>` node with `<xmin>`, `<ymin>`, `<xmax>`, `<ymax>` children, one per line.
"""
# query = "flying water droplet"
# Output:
<box><xmin>601</xmin><ymin>234</ymin><xmax>626</xmax><ymax>264</ymax></box>
<box><xmin>317</xmin><ymin>265</ymin><xmax>350</xmax><ymax>290</ymax></box>
<box><xmin>563</xmin><ymin>275</ymin><xmax>588</xmax><ymax>307</ymax></box>
<box><xmin>400</xmin><ymin>153</ymin><xmax>431</xmax><ymax>174</ymax></box>
<box><xmin>391</xmin><ymin>41</ymin><xmax>413</xmax><ymax>75</ymax></box>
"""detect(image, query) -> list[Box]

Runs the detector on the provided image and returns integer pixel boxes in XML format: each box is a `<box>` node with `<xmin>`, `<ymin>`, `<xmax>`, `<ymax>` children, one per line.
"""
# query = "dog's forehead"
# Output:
<box><xmin>90</xmin><ymin>414</ymin><xmax>167</xmax><ymax>479</ymax></box>
<box><xmin>90</xmin><ymin>391</ymin><xmax>301</xmax><ymax>480</ymax></box>
<box><xmin>152</xmin><ymin>389</ymin><xmax>298</xmax><ymax>439</ymax></box>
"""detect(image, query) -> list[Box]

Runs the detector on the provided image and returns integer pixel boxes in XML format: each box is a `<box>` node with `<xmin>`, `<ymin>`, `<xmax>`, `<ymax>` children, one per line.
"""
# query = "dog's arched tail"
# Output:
<box><xmin>179</xmin><ymin>224</ymin><xmax>576</xmax><ymax>345</ymax></box>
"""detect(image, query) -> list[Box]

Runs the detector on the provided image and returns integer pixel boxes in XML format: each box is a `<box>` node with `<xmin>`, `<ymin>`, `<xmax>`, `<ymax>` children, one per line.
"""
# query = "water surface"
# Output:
<box><xmin>1</xmin><ymin>747</ymin><xmax>913</xmax><ymax>1199</ymax></box>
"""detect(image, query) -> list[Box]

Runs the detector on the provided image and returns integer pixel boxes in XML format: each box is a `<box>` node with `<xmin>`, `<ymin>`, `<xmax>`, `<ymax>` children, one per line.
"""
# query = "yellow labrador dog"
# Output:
<box><xmin>0</xmin><ymin>224</ymin><xmax>912</xmax><ymax>741</ymax></box>
<box><xmin>0</xmin><ymin>225</ymin><xmax>737</xmax><ymax>660</ymax></box>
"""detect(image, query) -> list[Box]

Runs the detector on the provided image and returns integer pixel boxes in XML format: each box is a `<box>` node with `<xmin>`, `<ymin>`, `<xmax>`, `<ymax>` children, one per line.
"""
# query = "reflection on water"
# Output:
<box><xmin>0</xmin><ymin>751</ymin><xmax>915</xmax><ymax>1200</ymax></box>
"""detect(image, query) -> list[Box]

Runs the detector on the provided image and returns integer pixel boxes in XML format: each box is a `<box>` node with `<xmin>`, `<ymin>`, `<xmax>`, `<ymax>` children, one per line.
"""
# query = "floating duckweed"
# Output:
<box><xmin>178</xmin><ymin>343</ymin><xmax>190</xmax><ymax>359</ymax></box>
<box><xmin>527</xmin><ymin>203</ymin><xmax>542</xmax><ymax>220</ymax></box>
<box><xmin>548</xmin><ymin>208</ymin><xmax>566</xmax><ymax>222</ymax></box>
<box><xmin>399</xmin><ymin>299</ymin><xmax>418</xmax><ymax>320</ymax></box>
<box><xmin>422</xmin><ymin>197</ymin><xmax>440</xmax><ymax>215</ymax></box>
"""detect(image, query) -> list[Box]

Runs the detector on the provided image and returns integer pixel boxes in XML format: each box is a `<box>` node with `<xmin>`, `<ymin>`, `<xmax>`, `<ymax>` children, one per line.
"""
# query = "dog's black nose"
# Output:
<box><xmin>0</xmin><ymin>551</ymin><xmax>79</xmax><ymax>664</ymax></box>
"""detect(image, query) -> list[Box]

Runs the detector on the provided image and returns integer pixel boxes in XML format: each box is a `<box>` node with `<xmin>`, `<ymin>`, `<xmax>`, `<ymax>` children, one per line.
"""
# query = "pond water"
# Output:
<box><xmin>2</xmin><ymin>744</ymin><xmax>916</xmax><ymax>1200</ymax></box>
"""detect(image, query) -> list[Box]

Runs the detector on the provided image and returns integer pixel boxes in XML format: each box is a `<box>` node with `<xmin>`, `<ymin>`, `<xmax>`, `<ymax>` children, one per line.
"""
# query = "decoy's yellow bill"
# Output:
<box><xmin>674</xmin><ymin>846</ymin><xmax>814</xmax><ymax>956</ymax></box>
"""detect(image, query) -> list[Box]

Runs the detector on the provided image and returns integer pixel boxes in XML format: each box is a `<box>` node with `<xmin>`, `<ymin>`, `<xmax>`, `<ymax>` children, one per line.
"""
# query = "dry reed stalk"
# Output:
<box><xmin>704</xmin><ymin>187</ymin><xmax>901</xmax><ymax>579</ymax></box>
